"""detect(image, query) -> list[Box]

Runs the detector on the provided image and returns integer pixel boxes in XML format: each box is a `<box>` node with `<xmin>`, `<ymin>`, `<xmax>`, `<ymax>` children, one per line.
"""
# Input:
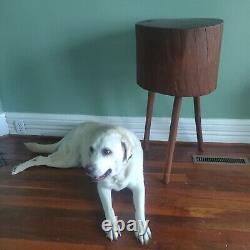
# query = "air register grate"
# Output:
<box><xmin>192</xmin><ymin>155</ymin><xmax>249</xmax><ymax>166</ymax></box>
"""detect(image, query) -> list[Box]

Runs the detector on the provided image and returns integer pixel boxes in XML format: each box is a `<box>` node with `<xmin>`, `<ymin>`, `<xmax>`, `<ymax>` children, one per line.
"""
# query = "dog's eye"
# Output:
<box><xmin>102</xmin><ymin>148</ymin><xmax>112</xmax><ymax>156</ymax></box>
<box><xmin>89</xmin><ymin>146</ymin><xmax>94</xmax><ymax>154</ymax></box>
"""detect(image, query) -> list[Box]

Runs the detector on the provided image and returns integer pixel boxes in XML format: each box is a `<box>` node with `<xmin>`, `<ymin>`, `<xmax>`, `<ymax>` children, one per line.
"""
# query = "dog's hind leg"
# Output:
<box><xmin>11</xmin><ymin>152</ymin><xmax>76</xmax><ymax>175</ymax></box>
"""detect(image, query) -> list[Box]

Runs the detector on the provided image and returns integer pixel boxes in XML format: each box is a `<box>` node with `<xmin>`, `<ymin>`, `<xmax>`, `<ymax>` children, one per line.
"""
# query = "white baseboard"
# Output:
<box><xmin>5</xmin><ymin>112</ymin><xmax>250</xmax><ymax>143</ymax></box>
<box><xmin>0</xmin><ymin>113</ymin><xmax>9</xmax><ymax>136</ymax></box>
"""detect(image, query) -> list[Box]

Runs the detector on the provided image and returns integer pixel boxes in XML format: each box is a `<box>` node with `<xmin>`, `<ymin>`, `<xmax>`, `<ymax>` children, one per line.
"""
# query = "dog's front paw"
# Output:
<box><xmin>102</xmin><ymin>217</ymin><xmax>121</xmax><ymax>241</ymax></box>
<box><xmin>105</xmin><ymin>226</ymin><xmax>121</xmax><ymax>241</ymax></box>
<box><xmin>135</xmin><ymin>221</ymin><xmax>151</xmax><ymax>245</ymax></box>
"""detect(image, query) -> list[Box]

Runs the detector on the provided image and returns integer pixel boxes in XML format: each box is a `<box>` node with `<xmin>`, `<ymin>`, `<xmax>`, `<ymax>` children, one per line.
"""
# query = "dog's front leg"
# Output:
<box><xmin>131</xmin><ymin>183</ymin><xmax>151</xmax><ymax>244</ymax></box>
<box><xmin>97</xmin><ymin>184</ymin><xmax>121</xmax><ymax>241</ymax></box>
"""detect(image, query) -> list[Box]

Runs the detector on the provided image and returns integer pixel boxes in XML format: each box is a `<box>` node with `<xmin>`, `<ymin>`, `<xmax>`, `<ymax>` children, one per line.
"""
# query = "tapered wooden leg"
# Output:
<box><xmin>143</xmin><ymin>91</ymin><xmax>155</xmax><ymax>150</ymax></box>
<box><xmin>163</xmin><ymin>96</ymin><xmax>182</xmax><ymax>184</ymax></box>
<box><xmin>193</xmin><ymin>97</ymin><xmax>204</xmax><ymax>152</ymax></box>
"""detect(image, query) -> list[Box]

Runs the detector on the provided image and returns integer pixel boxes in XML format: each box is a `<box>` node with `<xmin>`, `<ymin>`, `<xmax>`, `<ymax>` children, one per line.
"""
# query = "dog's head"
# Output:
<box><xmin>84</xmin><ymin>130</ymin><xmax>132</xmax><ymax>182</ymax></box>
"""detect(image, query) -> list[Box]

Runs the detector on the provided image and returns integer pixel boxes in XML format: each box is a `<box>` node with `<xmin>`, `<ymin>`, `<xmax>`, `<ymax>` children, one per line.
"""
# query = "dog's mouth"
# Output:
<box><xmin>85</xmin><ymin>168</ymin><xmax>112</xmax><ymax>182</ymax></box>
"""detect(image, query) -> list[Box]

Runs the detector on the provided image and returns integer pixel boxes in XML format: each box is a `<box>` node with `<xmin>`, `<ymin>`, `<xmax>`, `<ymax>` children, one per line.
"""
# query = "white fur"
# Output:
<box><xmin>12</xmin><ymin>122</ymin><xmax>151</xmax><ymax>244</ymax></box>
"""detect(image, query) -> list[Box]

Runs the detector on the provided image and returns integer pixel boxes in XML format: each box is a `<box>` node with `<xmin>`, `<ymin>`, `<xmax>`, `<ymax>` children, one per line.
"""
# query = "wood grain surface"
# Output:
<box><xmin>136</xmin><ymin>18</ymin><xmax>223</xmax><ymax>96</ymax></box>
<box><xmin>0</xmin><ymin>135</ymin><xmax>250</xmax><ymax>250</ymax></box>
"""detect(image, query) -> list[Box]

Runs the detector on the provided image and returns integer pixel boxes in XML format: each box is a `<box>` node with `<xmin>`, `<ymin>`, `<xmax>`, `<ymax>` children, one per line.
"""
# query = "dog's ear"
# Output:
<box><xmin>121</xmin><ymin>137</ymin><xmax>132</xmax><ymax>162</ymax></box>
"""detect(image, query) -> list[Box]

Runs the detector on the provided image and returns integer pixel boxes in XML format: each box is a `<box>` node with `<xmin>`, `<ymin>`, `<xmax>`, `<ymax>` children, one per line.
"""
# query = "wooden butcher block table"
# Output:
<box><xmin>135</xmin><ymin>18</ymin><xmax>223</xmax><ymax>183</ymax></box>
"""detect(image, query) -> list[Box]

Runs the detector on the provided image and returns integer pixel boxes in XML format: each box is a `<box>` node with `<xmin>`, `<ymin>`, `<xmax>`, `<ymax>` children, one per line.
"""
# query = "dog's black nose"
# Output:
<box><xmin>85</xmin><ymin>164</ymin><xmax>94</xmax><ymax>174</ymax></box>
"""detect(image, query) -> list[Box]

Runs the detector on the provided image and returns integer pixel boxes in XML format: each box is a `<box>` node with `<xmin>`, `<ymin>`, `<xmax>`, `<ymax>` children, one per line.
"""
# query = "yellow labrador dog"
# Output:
<box><xmin>12</xmin><ymin>122</ymin><xmax>151</xmax><ymax>244</ymax></box>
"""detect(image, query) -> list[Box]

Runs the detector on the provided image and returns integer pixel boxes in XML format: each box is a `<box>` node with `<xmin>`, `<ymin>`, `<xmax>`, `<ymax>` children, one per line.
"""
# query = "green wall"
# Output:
<box><xmin>0</xmin><ymin>0</ymin><xmax>250</xmax><ymax>118</ymax></box>
<box><xmin>0</xmin><ymin>98</ymin><xmax>3</xmax><ymax>113</ymax></box>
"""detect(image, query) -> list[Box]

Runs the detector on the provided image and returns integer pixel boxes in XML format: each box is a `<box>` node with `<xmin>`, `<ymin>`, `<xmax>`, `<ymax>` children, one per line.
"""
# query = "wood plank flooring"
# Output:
<box><xmin>0</xmin><ymin>135</ymin><xmax>250</xmax><ymax>250</ymax></box>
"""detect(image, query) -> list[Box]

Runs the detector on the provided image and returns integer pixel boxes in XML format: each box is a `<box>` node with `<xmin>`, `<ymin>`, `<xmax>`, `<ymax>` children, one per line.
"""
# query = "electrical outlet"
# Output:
<box><xmin>14</xmin><ymin>120</ymin><xmax>26</xmax><ymax>134</ymax></box>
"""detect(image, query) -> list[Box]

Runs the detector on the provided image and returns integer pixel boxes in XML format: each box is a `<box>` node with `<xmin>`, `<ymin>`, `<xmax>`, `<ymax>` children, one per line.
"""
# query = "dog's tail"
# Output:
<box><xmin>24</xmin><ymin>140</ymin><xmax>62</xmax><ymax>154</ymax></box>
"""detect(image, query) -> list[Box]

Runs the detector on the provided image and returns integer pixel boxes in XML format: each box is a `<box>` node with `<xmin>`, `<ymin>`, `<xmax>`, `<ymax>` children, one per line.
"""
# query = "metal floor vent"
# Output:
<box><xmin>192</xmin><ymin>155</ymin><xmax>249</xmax><ymax>166</ymax></box>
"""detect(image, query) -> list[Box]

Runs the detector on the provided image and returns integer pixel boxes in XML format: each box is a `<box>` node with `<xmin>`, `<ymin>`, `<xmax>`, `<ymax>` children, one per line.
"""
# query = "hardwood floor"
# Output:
<box><xmin>0</xmin><ymin>135</ymin><xmax>250</xmax><ymax>250</ymax></box>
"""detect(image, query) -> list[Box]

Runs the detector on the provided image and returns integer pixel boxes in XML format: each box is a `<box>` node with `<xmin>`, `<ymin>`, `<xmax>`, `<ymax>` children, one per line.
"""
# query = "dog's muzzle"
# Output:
<box><xmin>84</xmin><ymin>166</ymin><xmax>112</xmax><ymax>182</ymax></box>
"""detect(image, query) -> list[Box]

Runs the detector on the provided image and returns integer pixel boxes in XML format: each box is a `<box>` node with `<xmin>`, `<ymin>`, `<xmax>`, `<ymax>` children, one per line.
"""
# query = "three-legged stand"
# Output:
<box><xmin>144</xmin><ymin>91</ymin><xmax>204</xmax><ymax>184</ymax></box>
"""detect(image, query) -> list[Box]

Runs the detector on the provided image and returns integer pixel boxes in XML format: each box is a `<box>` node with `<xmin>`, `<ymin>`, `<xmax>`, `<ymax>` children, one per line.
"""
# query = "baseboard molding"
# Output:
<box><xmin>5</xmin><ymin>112</ymin><xmax>250</xmax><ymax>143</ymax></box>
<box><xmin>0</xmin><ymin>113</ymin><xmax>9</xmax><ymax>136</ymax></box>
